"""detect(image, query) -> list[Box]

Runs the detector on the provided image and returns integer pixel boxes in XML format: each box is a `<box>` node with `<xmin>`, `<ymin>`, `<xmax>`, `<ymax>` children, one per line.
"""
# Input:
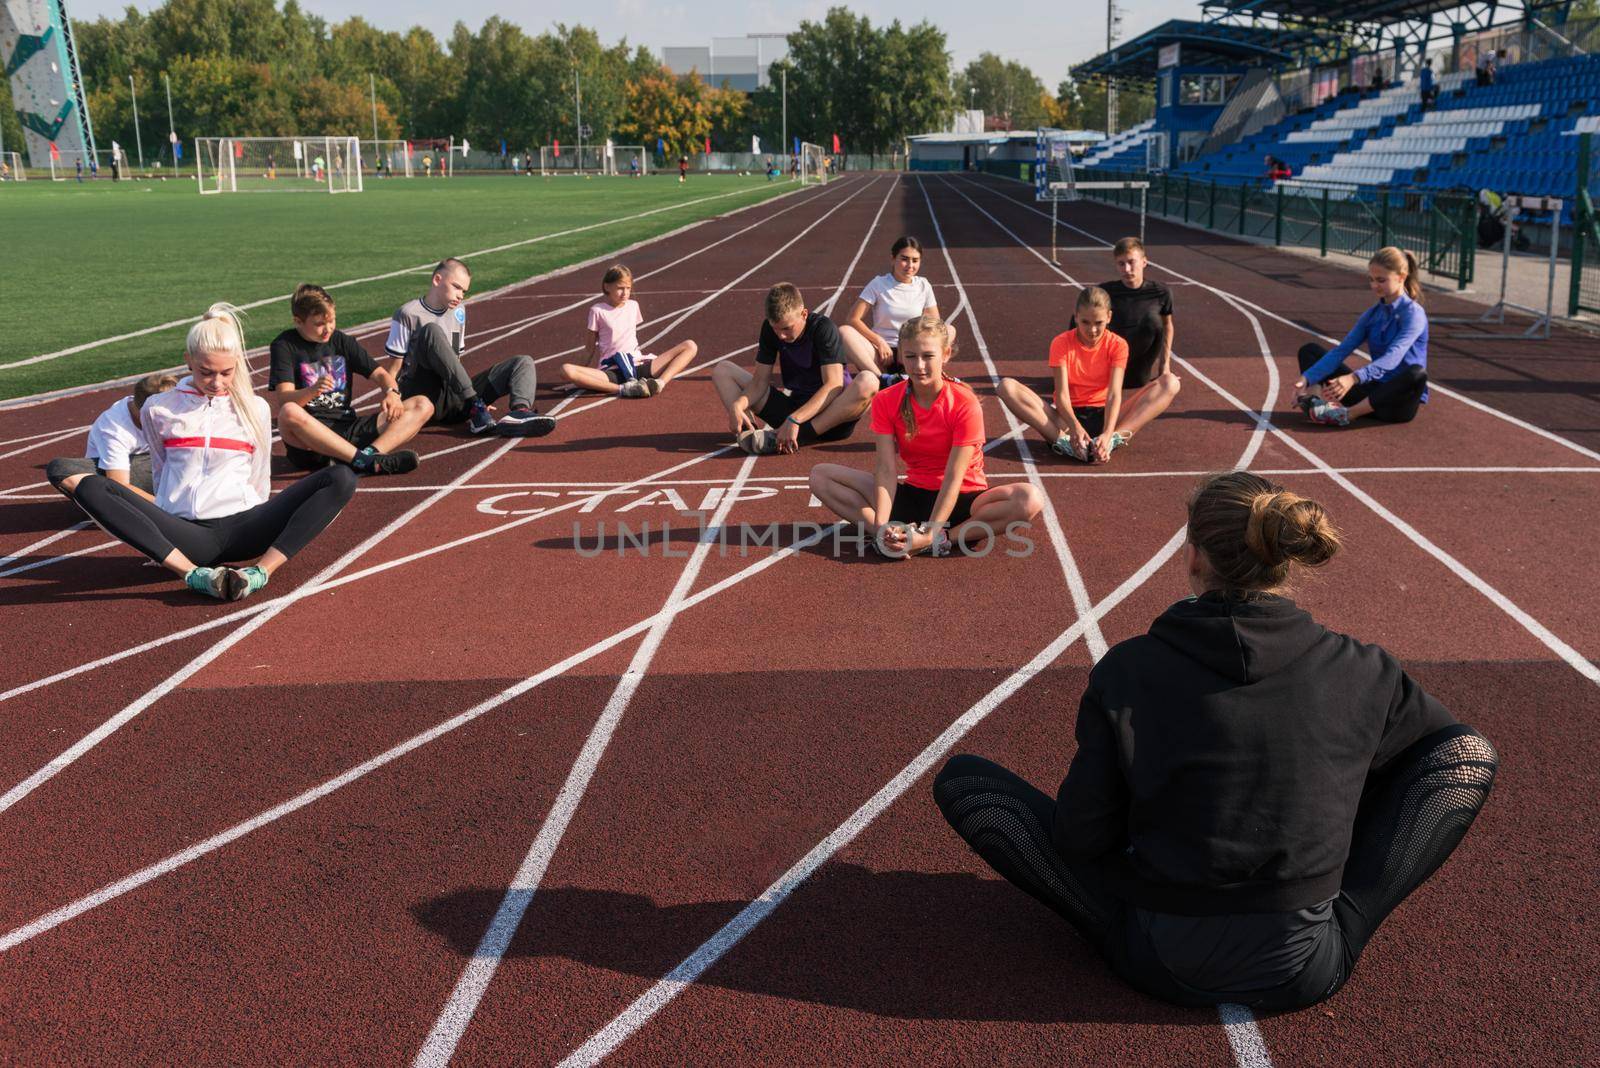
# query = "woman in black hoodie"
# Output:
<box><xmin>933</xmin><ymin>471</ymin><xmax>1498</xmax><ymax>1009</ymax></box>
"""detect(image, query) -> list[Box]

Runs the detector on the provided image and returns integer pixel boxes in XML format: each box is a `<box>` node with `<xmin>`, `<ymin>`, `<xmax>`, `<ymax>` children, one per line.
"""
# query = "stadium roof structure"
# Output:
<box><xmin>1072</xmin><ymin>19</ymin><xmax>1328</xmax><ymax>84</ymax></box>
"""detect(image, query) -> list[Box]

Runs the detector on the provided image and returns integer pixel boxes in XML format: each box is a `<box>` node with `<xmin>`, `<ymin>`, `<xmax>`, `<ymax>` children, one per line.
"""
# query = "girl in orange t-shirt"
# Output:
<box><xmin>809</xmin><ymin>315</ymin><xmax>1043</xmax><ymax>557</ymax></box>
<box><xmin>999</xmin><ymin>286</ymin><xmax>1169</xmax><ymax>463</ymax></box>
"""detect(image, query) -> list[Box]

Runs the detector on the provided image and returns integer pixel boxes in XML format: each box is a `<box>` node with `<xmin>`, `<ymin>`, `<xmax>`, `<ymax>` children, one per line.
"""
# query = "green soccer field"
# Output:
<box><xmin>0</xmin><ymin>173</ymin><xmax>801</xmax><ymax>402</ymax></box>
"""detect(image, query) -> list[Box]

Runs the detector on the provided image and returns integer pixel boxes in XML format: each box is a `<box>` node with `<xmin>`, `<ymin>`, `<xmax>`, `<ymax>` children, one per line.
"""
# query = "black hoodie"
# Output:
<box><xmin>1054</xmin><ymin>592</ymin><xmax>1456</xmax><ymax>915</ymax></box>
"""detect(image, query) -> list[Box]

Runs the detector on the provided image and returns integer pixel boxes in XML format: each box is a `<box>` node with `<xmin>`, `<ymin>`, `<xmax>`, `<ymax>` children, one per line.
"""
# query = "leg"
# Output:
<box><xmin>1333</xmin><ymin>725</ymin><xmax>1498</xmax><ymax>963</ymax></box>
<box><xmin>45</xmin><ymin>456</ymin><xmax>98</xmax><ymax>495</ymax></box>
<box><xmin>67</xmin><ymin>474</ymin><xmax>223</xmax><ymax>576</ymax></box>
<box><xmin>804</xmin><ymin>374</ymin><xmax>878</xmax><ymax>440</ymax></box>
<box><xmin>839</xmin><ymin>323</ymin><xmax>884</xmax><ymax>375</ymax></box>
<box><xmin>1115</xmin><ymin>371</ymin><xmax>1182</xmax><ymax>439</ymax></box>
<box><xmin>933</xmin><ymin>754</ymin><xmax>1120</xmax><ymax>950</ymax></box>
<box><xmin>646</xmin><ymin>340</ymin><xmax>699</xmax><ymax>388</ymax></box>
<box><xmin>996</xmin><ymin>377</ymin><xmax>1065</xmax><ymax>445</ymax></box>
<box><xmin>807</xmin><ymin>463</ymin><xmax>881</xmax><ymax>526</ymax></box>
<box><xmin>562</xmin><ymin>363</ymin><xmax>622</xmax><ymax>396</ymax></box>
<box><xmin>369</xmin><ymin>395</ymin><xmax>434</xmax><ymax>453</ymax></box>
<box><xmin>278</xmin><ymin>402</ymin><xmax>360</xmax><ymax>464</ymax></box>
<box><xmin>473</xmin><ymin>355</ymin><xmax>539</xmax><ymax>410</ymax></box>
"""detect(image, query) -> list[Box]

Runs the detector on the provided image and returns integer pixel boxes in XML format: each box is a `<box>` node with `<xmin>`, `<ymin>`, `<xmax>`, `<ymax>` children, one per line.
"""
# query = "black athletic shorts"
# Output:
<box><xmin>756</xmin><ymin>387</ymin><xmax>857</xmax><ymax>443</ymax></box>
<box><xmin>888</xmin><ymin>482</ymin><xmax>981</xmax><ymax>529</ymax></box>
<box><xmin>285</xmin><ymin>410</ymin><xmax>382</xmax><ymax>471</ymax></box>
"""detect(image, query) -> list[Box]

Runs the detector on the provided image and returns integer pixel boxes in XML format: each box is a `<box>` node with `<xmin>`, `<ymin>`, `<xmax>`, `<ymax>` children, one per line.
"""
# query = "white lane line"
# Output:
<box><xmin>955</xmin><ymin>173</ymin><xmax>1600</xmax><ymax>466</ymax></box>
<box><xmin>560</xmin><ymin>179</ymin><xmax>1287</xmax><ymax>1066</ymax></box>
<box><xmin>0</xmin><ymin>435</ymin><xmax>522</xmax><ymax>817</ymax></box>
<box><xmin>0</xmin><ymin>181</ymin><xmax>811</xmax><ymax>372</ymax></box>
<box><xmin>0</xmin><ymin>518</ymin><xmax>850</xmax><ymax>954</ymax></box>
<box><xmin>0</xmin><ymin>522</ymin><xmax>91</xmax><ymax>572</ymax></box>
<box><xmin>412</xmin><ymin>168</ymin><xmax>900</xmax><ymax>1066</ymax></box>
<box><xmin>917</xmin><ymin>175</ymin><xmax>1107</xmax><ymax>659</ymax></box>
<box><xmin>413</xmin><ymin>457</ymin><xmax>761</xmax><ymax>1067</ymax></box>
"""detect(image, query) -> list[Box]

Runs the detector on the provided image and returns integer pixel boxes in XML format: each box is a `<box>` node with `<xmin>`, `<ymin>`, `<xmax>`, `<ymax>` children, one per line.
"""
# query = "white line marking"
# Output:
<box><xmin>916</xmin><ymin>176</ymin><xmax>1106</xmax><ymax>659</ymax></box>
<box><xmin>413</xmin><ymin>457</ymin><xmax>760</xmax><ymax>1067</ymax></box>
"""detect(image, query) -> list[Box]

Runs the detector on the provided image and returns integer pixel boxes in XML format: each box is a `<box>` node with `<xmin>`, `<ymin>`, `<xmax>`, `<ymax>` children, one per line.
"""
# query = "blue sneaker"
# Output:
<box><xmin>467</xmin><ymin>400</ymin><xmax>496</xmax><ymax>435</ymax></box>
<box><xmin>496</xmin><ymin>407</ymin><xmax>557</xmax><ymax>437</ymax></box>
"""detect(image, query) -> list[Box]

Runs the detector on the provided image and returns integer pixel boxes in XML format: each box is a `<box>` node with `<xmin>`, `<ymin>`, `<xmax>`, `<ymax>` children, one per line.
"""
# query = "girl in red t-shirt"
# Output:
<box><xmin>809</xmin><ymin>316</ymin><xmax>1043</xmax><ymax>557</ymax></box>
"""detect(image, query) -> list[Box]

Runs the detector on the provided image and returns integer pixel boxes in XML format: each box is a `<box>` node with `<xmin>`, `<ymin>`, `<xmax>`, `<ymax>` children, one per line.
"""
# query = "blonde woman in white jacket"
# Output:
<box><xmin>60</xmin><ymin>305</ymin><xmax>358</xmax><ymax>601</ymax></box>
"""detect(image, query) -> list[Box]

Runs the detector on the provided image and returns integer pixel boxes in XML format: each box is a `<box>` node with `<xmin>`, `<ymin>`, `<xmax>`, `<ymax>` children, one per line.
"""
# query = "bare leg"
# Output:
<box><xmin>647</xmin><ymin>340</ymin><xmax>699</xmax><ymax>387</ymax></box>
<box><xmin>808</xmin><ymin>463</ymin><xmax>881</xmax><ymax>526</ymax></box>
<box><xmin>997</xmin><ymin>377</ymin><xmax>1067</xmax><ymax>445</ymax></box>
<box><xmin>1115</xmin><ymin>372</ymin><xmax>1181</xmax><ymax>440</ymax></box>
<box><xmin>562</xmin><ymin>363</ymin><xmax>621</xmax><ymax>396</ymax></box>
<box><xmin>808</xmin><ymin>373</ymin><xmax>879</xmax><ymax>435</ymax></box>
<box><xmin>369</xmin><ymin>395</ymin><xmax>434</xmax><ymax>453</ymax></box>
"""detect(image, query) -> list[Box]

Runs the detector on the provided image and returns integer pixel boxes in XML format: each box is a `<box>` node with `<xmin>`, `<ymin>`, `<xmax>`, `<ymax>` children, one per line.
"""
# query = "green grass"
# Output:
<box><xmin>0</xmin><ymin>173</ymin><xmax>801</xmax><ymax>401</ymax></box>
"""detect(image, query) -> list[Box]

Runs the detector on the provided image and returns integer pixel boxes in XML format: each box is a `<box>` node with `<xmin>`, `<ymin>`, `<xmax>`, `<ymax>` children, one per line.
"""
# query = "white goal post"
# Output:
<box><xmin>195</xmin><ymin>136</ymin><xmax>364</xmax><ymax>194</ymax></box>
<box><xmin>799</xmin><ymin>141</ymin><xmax>826</xmax><ymax>185</ymax></box>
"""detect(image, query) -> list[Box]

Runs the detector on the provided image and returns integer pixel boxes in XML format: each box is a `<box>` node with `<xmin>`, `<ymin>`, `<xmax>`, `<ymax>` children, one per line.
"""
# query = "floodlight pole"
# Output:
<box><xmin>129</xmin><ymin>75</ymin><xmax>144</xmax><ymax>168</ymax></box>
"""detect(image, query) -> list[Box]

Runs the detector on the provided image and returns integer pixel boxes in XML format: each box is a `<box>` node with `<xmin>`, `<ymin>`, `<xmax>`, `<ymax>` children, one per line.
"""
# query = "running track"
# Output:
<box><xmin>0</xmin><ymin>173</ymin><xmax>1595</xmax><ymax>1066</ymax></box>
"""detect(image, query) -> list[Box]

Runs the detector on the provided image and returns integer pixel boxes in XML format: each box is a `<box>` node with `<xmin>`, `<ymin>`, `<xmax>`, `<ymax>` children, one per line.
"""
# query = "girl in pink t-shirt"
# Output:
<box><xmin>559</xmin><ymin>264</ymin><xmax>699</xmax><ymax>398</ymax></box>
<box><xmin>809</xmin><ymin>315</ymin><xmax>1044</xmax><ymax>558</ymax></box>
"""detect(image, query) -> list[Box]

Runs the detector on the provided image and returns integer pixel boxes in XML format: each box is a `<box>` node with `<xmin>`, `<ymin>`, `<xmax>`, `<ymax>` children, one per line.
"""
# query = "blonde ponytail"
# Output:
<box><xmin>185</xmin><ymin>303</ymin><xmax>267</xmax><ymax>453</ymax></box>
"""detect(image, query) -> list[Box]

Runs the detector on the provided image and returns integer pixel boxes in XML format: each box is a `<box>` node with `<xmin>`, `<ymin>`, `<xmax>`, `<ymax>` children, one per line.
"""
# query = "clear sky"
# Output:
<box><xmin>65</xmin><ymin>0</ymin><xmax>1207</xmax><ymax>88</ymax></box>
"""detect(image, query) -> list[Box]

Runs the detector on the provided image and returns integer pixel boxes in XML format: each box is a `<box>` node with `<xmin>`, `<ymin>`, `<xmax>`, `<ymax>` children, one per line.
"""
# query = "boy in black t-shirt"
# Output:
<box><xmin>269</xmin><ymin>284</ymin><xmax>434</xmax><ymax>475</ymax></box>
<box><xmin>711</xmin><ymin>282</ymin><xmax>879</xmax><ymax>455</ymax></box>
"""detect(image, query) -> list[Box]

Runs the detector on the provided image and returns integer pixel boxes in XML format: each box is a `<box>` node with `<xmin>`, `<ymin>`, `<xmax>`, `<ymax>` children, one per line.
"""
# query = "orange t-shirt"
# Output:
<box><xmin>869</xmin><ymin>379</ymin><xmax>988</xmax><ymax>493</ymax></box>
<box><xmin>1048</xmin><ymin>328</ymin><xmax>1129</xmax><ymax>409</ymax></box>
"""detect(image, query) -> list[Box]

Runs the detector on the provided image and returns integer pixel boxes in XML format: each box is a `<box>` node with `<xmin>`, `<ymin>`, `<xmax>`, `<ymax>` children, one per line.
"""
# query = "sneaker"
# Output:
<box><xmin>350</xmin><ymin>446</ymin><xmax>420</xmax><ymax>475</ymax></box>
<box><xmin>738</xmin><ymin>427</ymin><xmax>779</xmax><ymax>455</ymax></box>
<box><xmin>467</xmin><ymin>400</ymin><xmax>496</xmax><ymax>435</ymax></box>
<box><xmin>222</xmin><ymin>564</ymin><xmax>269</xmax><ymax>602</ymax></box>
<box><xmin>1306</xmin><ymin>399</ymin><xmax>1351</xmax><ymax>426</ymax></box>
<box><xmin>496</xmin><ymin>407</ymin><xmax>557</xmax><ymax>437</ymax></box>
<box><xmin>618</xmin><ymin>378</ymin><xmax>660</xmax><ymax>399</ymax></box>
<box><xmin>185</xmin><ymin>566</ymin><xmax>227</xmax><ymax>599</ymax></box>
<box><xmin>1051</xmin><ymin>434</ymin><xmax>1088</xmax><ymax>461</ymax></box>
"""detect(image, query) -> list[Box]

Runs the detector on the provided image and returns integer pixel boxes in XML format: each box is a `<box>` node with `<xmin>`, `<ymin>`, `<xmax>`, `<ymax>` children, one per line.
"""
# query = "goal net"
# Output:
<box><xmin>607</xmin><ymin>144</ymin><xmax>647</xmax><ymax>176</ymax></box>
<box><xmin>1035</xmin><ymin>128</ymin><xmax>1076</xmax><ymax>201</ymax></box>
<box><xmin>800</xmin><ymin>141</ymin><xmax>826</xmax><ymax>185</ymax></box>
<box><xmin>195</xmin><ymin>137</ymin><xmax>364</xmax><ymax>194</ymax></box>
<box><xmin>364</xmin><ymin>140</ymin><xmax>413</xmax><ymax>178</ymax></box>
<box><xmin>1</xmin><ymin>151</ymin><xmax>23</xmax><ymax>181</ymax></box>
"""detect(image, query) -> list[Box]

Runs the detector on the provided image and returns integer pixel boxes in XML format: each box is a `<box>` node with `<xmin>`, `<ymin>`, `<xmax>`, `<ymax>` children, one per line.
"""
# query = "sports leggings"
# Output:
<box><xmin>1299</xmin><ymin>343</ymin><xmax>1428</xmax><ymax>423</ymax></box>
<box><xmin>932</xmin><ymin>724</ymin><xmax>1498</xmax><ymax>1009</ymax></box>
<box><xmin>70</xmin><ymin>465</ymin><xmax>358</xmax><ymax>567</ymax></box>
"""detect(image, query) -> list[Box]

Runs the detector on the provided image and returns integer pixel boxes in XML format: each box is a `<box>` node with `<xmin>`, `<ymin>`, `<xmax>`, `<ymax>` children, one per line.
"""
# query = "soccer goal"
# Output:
<box><xmin>607</xmin><ymin>144</ymin><xmax>646</xmax><ymax>177</ymax></box>
<box><xmin>0</xmin><ymin>151</ymin><xmax>23</xmax><ymax>181</ymax></box>
<box><xmin>364</xmin><ymin>139</ymin><xmax>413</xmax><ymax>178</ymax></box>
<box><xmin>800</xmin><ymin>142</ymin><xmax>826</xmax><ymax>185</ymax></box>
<box><xmin>195</xmin><ymin>137</ymin><xmax>364</xmax><ymax>194</ymax></box>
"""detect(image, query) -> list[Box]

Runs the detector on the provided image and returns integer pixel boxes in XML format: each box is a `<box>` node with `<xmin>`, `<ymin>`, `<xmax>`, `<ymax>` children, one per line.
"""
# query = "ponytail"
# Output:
<box><xmin>1187</xmin><ymin>471</ymin><xmax>1341</xmax><ymax>595</ymax></box>
<box><xmin>185</xmin><ymin>303</ymin><xmax>267</xmax><ymax>454</ymax></box>
<box><xmin>1371</xmin><ymin>245</ymin><xmax>1423</xmax><ymax>303</ymax></box>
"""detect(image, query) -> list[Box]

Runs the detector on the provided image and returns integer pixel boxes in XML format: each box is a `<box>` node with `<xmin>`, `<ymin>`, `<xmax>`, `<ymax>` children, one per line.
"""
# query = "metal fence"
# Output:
<box><xmin>1074</xmin><ymin>167</ymin><xmax>1477</xmax><ymax>290</ymax></box>
<box><xmin>1570</xmin><ymin>132</ymin><xmax>1600</xmax><ymax>316</ymax></box>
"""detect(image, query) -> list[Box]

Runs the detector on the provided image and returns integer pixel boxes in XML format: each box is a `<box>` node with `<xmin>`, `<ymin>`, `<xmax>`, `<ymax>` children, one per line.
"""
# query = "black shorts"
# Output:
<box><xmin>888</xmin><ymin>482</ymin><xmax>981</xmax><ymax>528</ymax></box>
<box><xmin>1071</xmin><ymin>406</ymin><xmax>1106</xmax><ymax>438</ymax></box>
<box><xmin>756</xmin><ymin>387</ymin><xmax>857</xmax><ymax>443</ymax></box>
<box><xmin>284</xmin><ymin>410</ymin><xmax>382</xmax><ymax>471</ymax></box>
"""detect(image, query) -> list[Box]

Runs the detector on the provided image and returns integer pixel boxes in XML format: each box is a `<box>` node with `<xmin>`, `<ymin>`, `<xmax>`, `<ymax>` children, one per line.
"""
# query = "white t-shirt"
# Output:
<box><xmin>84</xmin><ymin>397</ymin><xmax>149</xmax><ymax>472</ymax></box>
<box><xmin>587</xmin><ymin>299</ymin><xmax>644</xmax><ymax>362</ymax></box>
<box><xmin>857</xmin><ymin>273</ymin><xmax>935</xmax><ymax>338</ymax></box>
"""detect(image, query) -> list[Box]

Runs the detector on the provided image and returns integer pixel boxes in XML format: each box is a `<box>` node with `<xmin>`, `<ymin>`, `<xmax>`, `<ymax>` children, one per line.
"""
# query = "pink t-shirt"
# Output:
<box><xmin>587</xmin><ymin>299</ymin><xmax>644</xmax><ymax>362</ymax></box>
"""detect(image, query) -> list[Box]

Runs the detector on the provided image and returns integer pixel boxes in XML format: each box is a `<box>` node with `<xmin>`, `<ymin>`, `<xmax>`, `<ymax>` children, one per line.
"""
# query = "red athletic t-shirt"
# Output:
<box><xmin>1048</xmin><ymin>328</ymin><xmax>1129</xmax><ymax>408</ymax></box>
<box><xmin>869</xmin><ymin>379</ymin><xmax>988</xmax><ymax>493</ymax></box>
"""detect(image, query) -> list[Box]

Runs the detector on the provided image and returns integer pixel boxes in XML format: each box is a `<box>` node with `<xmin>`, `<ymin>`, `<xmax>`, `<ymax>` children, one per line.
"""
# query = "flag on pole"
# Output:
<box><xmin>554</xmin><ymin>139</ymin><xmax>560</xmax><ymax>158</ymax></box>
<box><xmin>832</xmin><ymin>133</ymin><xmax>841</xmax><ymax>153</ymax></box>
<box><xmin>49</xmin><ymin>142</ymin><xmax>59</xmax><ymax>160</ymax></box>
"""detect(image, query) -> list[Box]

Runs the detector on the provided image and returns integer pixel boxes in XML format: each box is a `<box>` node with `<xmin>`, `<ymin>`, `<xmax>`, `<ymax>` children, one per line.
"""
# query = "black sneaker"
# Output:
<box><xmin>497</xmin><ymin>408</ymin><xmax>557</xmax><ymax>437</ymax></box>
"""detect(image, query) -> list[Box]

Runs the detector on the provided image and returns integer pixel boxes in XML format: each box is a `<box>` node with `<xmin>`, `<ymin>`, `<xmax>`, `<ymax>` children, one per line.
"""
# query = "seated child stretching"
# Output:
<box><xmin>46</xmin><ymin>372</ymin><xmax>178</xmax><ymax>501</ymax></box>
<box><xmin>809</xmin><ymin>315</ymin><xmax>1043</xmax><ymax>557</ymax></box>
<box><xmin>559</xmin><ymin>264</ymin><xmax>699</xmax><ymax>398</ymax></box>
<box><xmin>270</xmin><ymin>284</ymin><xmax>432</xmax><ymax>475</ymax></box>
<box><xmin>711</xmin><ymin>282</ymin><xmax>879</xmax><ymax>455</ymax></box>
<box><xmin>998</xmin><ymin>286</ymin><xmax>1173</xmax><ymax>464</ymax></box>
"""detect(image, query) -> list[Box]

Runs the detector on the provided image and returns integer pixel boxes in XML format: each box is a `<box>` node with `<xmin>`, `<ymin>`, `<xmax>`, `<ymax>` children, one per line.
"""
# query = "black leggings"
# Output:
<box><xmin>932</xmin><ymin>724</ymin><xmax>1498</xmax><ymax>1010</ymax></box>
<box><xmin>1299</xmin><ymin>343</ymin><xmax>1428</xmax><ymax>424</ymax></box>
<box><xmin>70</xmin><ymin>465</ymin><xmax>357</xmax><ymax>567</ymax></box>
